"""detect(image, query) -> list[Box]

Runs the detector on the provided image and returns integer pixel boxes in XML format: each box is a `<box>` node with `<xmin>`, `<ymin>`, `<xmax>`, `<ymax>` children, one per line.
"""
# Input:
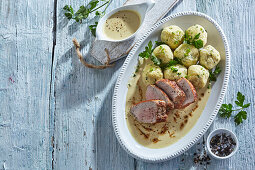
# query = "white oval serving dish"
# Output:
<box><xmin>112</xmin><ymin>11</ymin><xmax>230</xmax><ymax>162</ymax></box>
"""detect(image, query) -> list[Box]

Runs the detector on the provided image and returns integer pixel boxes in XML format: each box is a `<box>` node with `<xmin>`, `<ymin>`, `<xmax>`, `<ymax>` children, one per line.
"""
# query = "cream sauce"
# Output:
<box><xmin>104</xmin><ymin>10</ymin><xmax>141</xmax><ymax>40</ymax></box>
<box><xmin>125</xmin><ymin>60</ymin><xmax>211</xmax><ymax>149</ymax></box>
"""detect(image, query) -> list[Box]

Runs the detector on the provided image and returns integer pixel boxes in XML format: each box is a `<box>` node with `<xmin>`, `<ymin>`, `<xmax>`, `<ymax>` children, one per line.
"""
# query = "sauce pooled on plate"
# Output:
<box><xmin>104</xmin><ymin>10</ymin><xmax>141</xmax><ymax>40</ymax></box>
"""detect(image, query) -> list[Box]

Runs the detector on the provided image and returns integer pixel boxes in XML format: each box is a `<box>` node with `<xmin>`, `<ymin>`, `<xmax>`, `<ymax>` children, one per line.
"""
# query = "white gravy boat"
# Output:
<box><xmin>96</xmin><ymin>0</ymin><xmax>155</xmax><ymax>42</ymax></box>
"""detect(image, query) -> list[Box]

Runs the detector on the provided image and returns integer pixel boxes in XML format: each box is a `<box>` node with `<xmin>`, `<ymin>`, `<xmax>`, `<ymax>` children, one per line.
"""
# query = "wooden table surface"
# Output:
<box><xmin>0</xmin><ymin>0</ymin><xmax>255</xmax><ymax>169</ymax></box>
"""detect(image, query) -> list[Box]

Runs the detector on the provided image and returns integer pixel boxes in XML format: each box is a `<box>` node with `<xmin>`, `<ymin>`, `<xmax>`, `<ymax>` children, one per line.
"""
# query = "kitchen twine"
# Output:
<box><xmin>72</xmin><ymin>38</ymin><xmax>114</xmax><ymax>69</ymax></box>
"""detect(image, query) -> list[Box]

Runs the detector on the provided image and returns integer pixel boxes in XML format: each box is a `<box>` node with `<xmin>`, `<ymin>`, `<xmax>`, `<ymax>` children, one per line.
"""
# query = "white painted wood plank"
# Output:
<box><xmin>53</xmin><ymin>0</ymin><xmax>134</xmax><ymax>169</ymax></box>
<box><xmin>0</xmin><ymin>0</ymin><xmax>54</xmax><ymax>169</ymax></box>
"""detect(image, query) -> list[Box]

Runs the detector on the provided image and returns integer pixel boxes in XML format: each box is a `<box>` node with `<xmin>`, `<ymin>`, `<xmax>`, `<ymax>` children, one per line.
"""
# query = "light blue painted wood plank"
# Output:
<box><xmin>196</xmin><ymin>0</ymin><xmax>255</xmax><ymax>169</ymax></box>
<box><xmin>0</xmin><ymin>0</ymin><xmax>54</xmax><ymax>169</ymax></box>
<box><xmin>53</xmin><ymin>0</ymin><xmax>134</xmax><ymax>169</ymax></box>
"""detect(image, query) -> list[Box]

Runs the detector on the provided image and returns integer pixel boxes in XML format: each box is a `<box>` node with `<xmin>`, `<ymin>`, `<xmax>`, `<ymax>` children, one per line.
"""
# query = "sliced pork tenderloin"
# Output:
<box><xmin>156</xmin><ymin>79</ymin><xmax>186</xmax><ymax>109</ymax></box>
<box><xmin>146</xmin><ymin>85</ymin><xmax>174</xmax><ymax>110</ymax></box>
<box><xmin>177</xmin><ymin>78</ymin><xmax>198</xmax><ymax>108</ymax></box>
<box><xmin>130</xmin><ymin>100</ymin><xmax>167</xmax><ymax>123</ymax></box>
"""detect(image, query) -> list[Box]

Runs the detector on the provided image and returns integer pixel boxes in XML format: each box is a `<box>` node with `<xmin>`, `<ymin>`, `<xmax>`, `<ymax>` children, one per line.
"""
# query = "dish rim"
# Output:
<box><xmin>112</xmin><ymin>11</ymin><xmax>230</xmax><ymax>162</ymax></box>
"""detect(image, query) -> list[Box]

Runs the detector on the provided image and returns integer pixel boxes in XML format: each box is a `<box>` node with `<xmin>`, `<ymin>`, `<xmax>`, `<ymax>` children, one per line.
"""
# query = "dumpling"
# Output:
<box><xmin>185</xmin><ymin>24</ymin><xmax>207</xmax><ymax>48</ymax></box>
<box><xmin>199</xmin><ymin>45</ymin><xmax>221</xmax><ymax>69</ymax></box>
<box><xmin>174</xmin><ymin>44</ymin><xmax>199</xmax><ymax>67</ymax></box>
<box><xmin>187</xmin><ymin>65</ymin><xmax>209</xmax><ymax>89</ymax></box>
<box><xmin>142</xmin><ymin>63</ymin><xmax>163</xmax><ymax>86</ymax></box>
<box><xmin>152</xmin><ymin>44</ymin><xmax>173</xmax><ymax>64</ymax></box>
<box><xmin>164</xmin><ymin>64</ymin><xmax>187</xmax><ymax>80</ymax></box>
<box><xmin>161</xmin><ymin>25</ymin><xmax>185</xmax><ymax>49</ymax></box>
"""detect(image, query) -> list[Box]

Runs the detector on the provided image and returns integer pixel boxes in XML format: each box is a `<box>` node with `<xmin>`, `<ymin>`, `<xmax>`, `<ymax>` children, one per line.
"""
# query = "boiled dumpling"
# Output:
<box><xmin>187</xmin><ymin>65</ymin><xmax>209</xmax><ymax>89</ymax></box>
<box><xmin>142</xmin><ymin>63</ymin><xmax>163</xmax><ymax>86</ymax></box>
<box><xmin>174</xmin><ymin>44</ymin><xmax>199</xmax><ymax>67</ymax></box>
<box><xmin>185</xmin><ymin>24</ymin><xmax>207</xmax><ymax>48</ymax></box>
<box><xmin>161</xmin><ymin>25</ymin><xmax>185</xmax><ymax>49</ymax></box>
<box><xmin>199</xmin><ymin>45</ymin><xmax>221</xmax><ymax>69</ymax></box>
<box><xmin>152</xmin><ymin>44</ymin><xmax>173</xmax><ymax>64</ymax></box>
<box><xmin>164</xmin><ymin>64</ymin><xmax>187</xmax><ymax>80</ymax></box>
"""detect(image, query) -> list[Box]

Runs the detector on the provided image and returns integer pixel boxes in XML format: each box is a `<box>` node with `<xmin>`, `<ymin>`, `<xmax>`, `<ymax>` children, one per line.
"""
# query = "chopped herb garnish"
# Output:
<box><xmin>219</xmin><ymin>92</ymin><xmax>251</xmax><ymax>125</ymax></box>
<box><xmin>170</xmin><ymin>66</ymin><xmax>178</xmax><ymax>72</ymax></box>
<box><xmin>184</xmin><ymin>31</ymin><xmax>204</xmax><ymax>48</ymax></box>
<box><xmin>149</xmin><ymin>68</ymin><xmax>154</xmax><ymax>72</ymax></box>
<box><xmin>174</xmin><ymin>40</ymin><xmax>179</xmax><ymax>44</ymax></box>
<box><xmin>177</xmin><ymin>72</ymin><xmax>181</xmax><ymax>75</ymax></box>
<box><xmin>159</xmin><ymin>46</ymin><xmax>165</xmax><ymax>53</ymax></box>
<box><xmin>184</xmin><ymin>48</ymin><xmax>191</xmax><ymax>57</ymax></box>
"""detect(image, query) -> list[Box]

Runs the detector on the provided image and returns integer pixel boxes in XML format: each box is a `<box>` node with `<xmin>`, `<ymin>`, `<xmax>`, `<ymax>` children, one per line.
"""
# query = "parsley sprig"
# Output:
<box><xmin>219</xmin><ymin>92</ymin><xmax>251</xmax><ymax>125</ymax></box>
<box><xmin>139</xmin><ymin>41</ymin><xmax>161</xmax><ymax>66</ymax></box>
<box><xmin>184</xmin><ymin>32</ymin><xmax>203</xmax><ymax>48</ymax></box>
<box><xmin>139</xmin><ymin>41</ymin><xmax>181</xmax><ymax>68</ymax></box>
<box><xmin>63</xmin><ymin>0</ymin><xmax>111</xmax><ymax>35</ymax></box>
<box><xmin>209</xmin><ymin>66</ymin><xmax>221</xmax><ymax>82</ymax></box>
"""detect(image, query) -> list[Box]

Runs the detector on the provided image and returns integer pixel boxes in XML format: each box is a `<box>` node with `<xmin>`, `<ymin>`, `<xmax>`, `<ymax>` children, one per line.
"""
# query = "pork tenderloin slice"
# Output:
<box><xmin>146</xmin><ymin>85</ymin><xmax>174</xmax><ymax>110</ymax></box>
<box><xmin>130</xmin><ymin>100</ymin><xmax>167</xmax><ymax>123</ymax></box>
<box><xmin>156</xmin><ymin>79</ymin><xmax>186</xmax><ymax>109</ymax></box>
<box><xmin>177</xmin><ymin>78</ymin><xmax>198</xmax><ymax>108</ymax></box>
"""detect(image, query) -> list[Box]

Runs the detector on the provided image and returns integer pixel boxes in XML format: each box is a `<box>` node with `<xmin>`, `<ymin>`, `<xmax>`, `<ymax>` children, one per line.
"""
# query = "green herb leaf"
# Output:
<box><xmin>170</xmin><ymin>66</ymin><xmax>178</xmax><ymax>72</ymax></box>
<box><xmin>63</xmin><ymin>0</ymin><xmax>110</xmax><ymax>24</ymax></box>
<box><xmin>242</xmin><ymin>103</ymin><xmax>251</xmax><ymax>108</ymax></box>
<box><xmin>89</xmin><ymin>22</ymin><xmax>98</xmax><ymax>36</ymax></box>
<box><xmin>155</xmin><ymin>41</ymin><xmax>166</xmax><ymax>46</ymax></box>
<box><xmin>139</xmin><ymin>41</ymin><xmax>161</xmax><ymax>66</ymax></box>
<box><xmin>63</xmin><ymin>5</ymin><xmax>74</xmax><ymax>20</ymax></box>
<box><xmin>219</xmin><ymin>104</ymin><xmax>233</xmax><ymax>118</ymax></box>
<box><xmin>184</xmin><ymin>48</ymin><xmax>191</xmax><ymax>57</ymax></box>
<box><xmin>151</xmin><ymin>53</ymin><xmax>161</xmax><ymax>66</ymax></box>
<box><xmin>219</xmin><ymin>91</ymin><xmax>251</xmax><ymax>125</ymax></box>
<box><xmin>193</xmin><ymin>39</ymin><xmax>203</xmax><ymax>48</ymax></box>
<box><xmin>234</xmin><ymin>110</ymin><xmax>247</xmax><ymax>125</ymax></box>
<box><xmin>194</xmin><ymin>33</ymin><xmax>200</xmax><ymax>40</ymax></box>
<box><xmin>209</xmin><ymin>66</ymin><xmax>221</xmax><ymax>82</ymax></box>
<box><xmin>235</xmin><ymin>91</ymin><xmax>245</xmax><ymax>107</ymax></box>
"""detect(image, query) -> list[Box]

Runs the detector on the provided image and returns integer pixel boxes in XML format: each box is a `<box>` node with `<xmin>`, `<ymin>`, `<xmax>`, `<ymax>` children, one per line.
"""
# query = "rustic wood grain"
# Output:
<box><xmin>0</xmin><ymin>0</ymin><xmax>54</xmax><ymax>169</ymax></box>
<box><xmin>0</xmin><ymin>0</ymin><xmax>255</xmax><ymax>169</ymax></box>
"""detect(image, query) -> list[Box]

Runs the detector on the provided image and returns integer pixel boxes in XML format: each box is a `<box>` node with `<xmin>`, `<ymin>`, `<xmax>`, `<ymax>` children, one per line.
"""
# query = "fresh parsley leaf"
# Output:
<box><xmin>89</xmin><ymin>22</ymin><xmax>98</xmax><ymax>36</ymax></box>
<box><xmin>219</xmin><ymin>104</ymin><xmax>233</xmax><ymax>118</ymax></box>
<box><xmin>155</xmin><ymin>41</ymin><xmax>166</xmax><ymax>46</ymax></box>
<box><xmin>64</xmin><ymin>5</ymin><xmax>74</xmax><ymax>20</ymax></box>
<box><xmin>235</xmin><ymin>91</ymin><xmax>245</xmax><ymax>107</ymax></box>
<box><xmin>219</xmin><ymin>91</ymin><xmax>251</xmax><ymax>126</ymax></box>
<box><xmin>193</xmin><ymin>39</ymin><xmax>203</xmax><ymax>48</ymax></box>
<box><xmin>209</xmin><ymin>66</ymin><xmax>221</xmax><ymax>82</ymax></box>
<box><xmin>160</xmin><ymin>58</ymin><xmax>180</xmax><ymax>70</ymax></box>
<box><xmin>63</xmin><ymin>0</ymin><xmax>111</xmax><ymax>33</ymax></box>
<box><xmin>234</xmin><ymin>111</ymin><xmax>247</xmax><ymax>125</ymax></box>
<box><xmin>194</xmin><ymin>33</ymin><xmax>200</xmax><ymax>40</ymax></box>
<box><xmin>151</xmin><ymin>53</ymin><xmax>161</xmax><ymax>66</ymax></box>
<box><xmin>243</xmin><ymin>103</ymin><xmax>251</xmax><ymax>108</ymax></box>
<box><xmin>139</xmin><ymin>41</ymin><xmax>153</xmax><ymax>59</ymax></box>
<box><xmin>184</xmin><ymin>31</ymin><xmax>203</xmax><ymax>48</ymax></box>
<box><xmin>139</xmin><ymin>41</ymin><xmax>161</xmax><ymax>66</ymax></box>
